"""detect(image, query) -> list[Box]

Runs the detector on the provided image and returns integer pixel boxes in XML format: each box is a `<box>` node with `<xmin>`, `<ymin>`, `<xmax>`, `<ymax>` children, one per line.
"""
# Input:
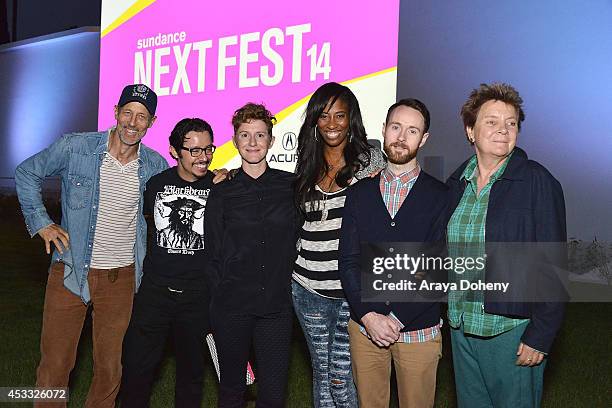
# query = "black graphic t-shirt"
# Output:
<box><xmin>143</xmin><ymin>167</ymin><xmax>213</xmax><ymax>290</ymax></box>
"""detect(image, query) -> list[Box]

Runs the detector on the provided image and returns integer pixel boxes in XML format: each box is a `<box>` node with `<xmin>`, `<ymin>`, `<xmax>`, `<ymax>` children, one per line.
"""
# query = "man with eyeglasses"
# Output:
<box><xmin>15</xmin><ymin>84</ymin><xmax>168</xmax><ymax>407</ymax></box>
<box><xmin>121</xmin><ymin>117</ymin><xmax>218</xmax><ymax>408</ymax></box>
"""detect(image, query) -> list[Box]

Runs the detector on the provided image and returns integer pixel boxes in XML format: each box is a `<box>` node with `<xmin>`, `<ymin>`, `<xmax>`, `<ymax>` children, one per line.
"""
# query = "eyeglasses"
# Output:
<box><xmin>181</xmin><ymin>145</ymin><xmax>216</xmax><ymax>157</ymax></box>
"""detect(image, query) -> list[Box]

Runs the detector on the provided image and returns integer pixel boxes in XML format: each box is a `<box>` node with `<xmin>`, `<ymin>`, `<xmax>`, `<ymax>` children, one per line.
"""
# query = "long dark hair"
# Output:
<box><xmin>294</xmin><ymin>82</ymin><xmax>371</xmax><ymax>211</ymax></box>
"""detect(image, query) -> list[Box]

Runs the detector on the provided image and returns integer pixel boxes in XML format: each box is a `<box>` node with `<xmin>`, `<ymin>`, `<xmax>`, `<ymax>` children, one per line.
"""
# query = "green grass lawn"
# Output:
<box><xmin>1</xmin><ymin>211</ymin><xmax>611</xmax><ymax>407</ymax></box>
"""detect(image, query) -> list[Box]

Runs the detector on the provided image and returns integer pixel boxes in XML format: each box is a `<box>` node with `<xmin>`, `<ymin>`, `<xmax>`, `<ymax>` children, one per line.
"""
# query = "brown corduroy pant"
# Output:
<box><xmin>34</xmin><ymin>262</ymin><xmax>134</xmax><ymax>408</ymax></box>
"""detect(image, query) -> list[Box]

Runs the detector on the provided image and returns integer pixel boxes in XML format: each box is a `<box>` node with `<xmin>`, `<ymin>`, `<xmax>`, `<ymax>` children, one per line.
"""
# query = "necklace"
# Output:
<box><xmin>320</xmin><ymin>188</ymin><xmax>331</xmax><ymax>222</ymax></box>
<box><xmin>319</xmin><ymin>171</ymin><xmax>338</xmax><ymax>222</ymax></box>
<box><xmin>318</xmin><ymin>158</ymin><xmax>345</xmax><ymax>222</ymax></box>
<box><xmin>327</xmin><ymin>157</ymin><xmax>344</xmax><ymax>171</ymax></box>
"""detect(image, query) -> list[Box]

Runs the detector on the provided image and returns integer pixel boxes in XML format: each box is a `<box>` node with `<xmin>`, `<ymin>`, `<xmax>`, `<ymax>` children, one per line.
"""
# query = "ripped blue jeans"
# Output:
<box><xmin>292</xmin><ymin>281</ymin><xmax>358</xmax><ymax>408</ymax></box>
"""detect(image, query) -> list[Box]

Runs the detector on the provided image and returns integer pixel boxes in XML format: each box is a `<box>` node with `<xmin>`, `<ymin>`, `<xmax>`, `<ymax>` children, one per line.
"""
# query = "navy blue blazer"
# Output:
<box><xmin>447</xmin><ymin>147</ymin><xmax>567</xmax><ymax>353</ymax></box>
<box><xmin>339</xmin><ymin>170</ymin><xmax>449</xmax><ymax>331</ymax></box>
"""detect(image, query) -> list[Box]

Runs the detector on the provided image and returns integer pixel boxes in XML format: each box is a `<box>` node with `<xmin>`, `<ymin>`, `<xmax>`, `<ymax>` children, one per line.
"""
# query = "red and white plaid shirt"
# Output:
<box><xmin>379</xmin><ymin>165</ymin><xmax>421</xmax><ymax>218</ymax></box>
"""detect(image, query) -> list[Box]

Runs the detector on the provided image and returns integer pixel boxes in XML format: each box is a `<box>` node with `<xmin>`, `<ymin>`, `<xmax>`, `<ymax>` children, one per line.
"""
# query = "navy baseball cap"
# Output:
<box><xmin>118</xmin><ymin>84</ymin><xmax>157</xmax><ymax>116</ymax></box>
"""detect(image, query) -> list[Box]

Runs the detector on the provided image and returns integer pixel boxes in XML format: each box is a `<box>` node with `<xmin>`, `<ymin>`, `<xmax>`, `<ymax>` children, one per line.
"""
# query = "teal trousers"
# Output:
<box><xmin>450</xmin><ymin>322</ymin><xmax>546</xmax><ymax>408</ymax></box>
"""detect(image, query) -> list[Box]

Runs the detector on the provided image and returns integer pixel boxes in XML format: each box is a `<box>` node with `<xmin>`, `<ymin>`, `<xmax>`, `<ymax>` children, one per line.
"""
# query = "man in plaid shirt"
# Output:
<box><xmin>339</xmin><ymin>98</ymin><xmax>449</xmax><ymax>408</ymax></box>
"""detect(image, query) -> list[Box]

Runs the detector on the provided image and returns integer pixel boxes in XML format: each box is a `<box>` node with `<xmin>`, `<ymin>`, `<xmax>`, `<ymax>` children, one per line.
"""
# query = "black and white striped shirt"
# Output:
<box><xmin>293</xmin><ymin>185</ymin><xmax>350</xmax><ymax>298</ymax></box>
<box><xmin>293</xmin><ymin>147</ymin><xmax>386</xmax><ymax>299</ymax></box>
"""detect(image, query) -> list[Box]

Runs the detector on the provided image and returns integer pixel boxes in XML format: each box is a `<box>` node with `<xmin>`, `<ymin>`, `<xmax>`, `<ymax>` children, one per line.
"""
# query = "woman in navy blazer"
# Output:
<box><xmin>446</xmin><ymin>83</ymin><xmax>567</xmax><ymax>408</ymax></box>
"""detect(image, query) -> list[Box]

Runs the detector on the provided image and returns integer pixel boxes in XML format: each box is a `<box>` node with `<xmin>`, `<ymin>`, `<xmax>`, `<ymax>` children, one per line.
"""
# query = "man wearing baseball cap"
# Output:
<box><xmin>15</xmin><ymin>84</ymin><xmax>168</xmax><ymax>407</ymax></box>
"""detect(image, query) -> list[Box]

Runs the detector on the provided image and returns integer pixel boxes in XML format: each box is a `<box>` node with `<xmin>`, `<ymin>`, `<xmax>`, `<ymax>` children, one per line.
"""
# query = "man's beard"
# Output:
<box><xmin>384</xmin><ymin>142</ymin><xmax>416</xmax><ymax>165</ymax></box>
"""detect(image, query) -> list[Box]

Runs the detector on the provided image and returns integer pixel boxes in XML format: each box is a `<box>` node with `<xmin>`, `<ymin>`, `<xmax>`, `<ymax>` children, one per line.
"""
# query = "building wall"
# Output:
<box><xmin>0</xmin><ymin>29</ymin><xmax>100</xmax><ymax>187</ymax></box>
<box><xmin>14</xmin><ymin>0</ymin><xmax>101</xmax><ymax>41</ymax></box>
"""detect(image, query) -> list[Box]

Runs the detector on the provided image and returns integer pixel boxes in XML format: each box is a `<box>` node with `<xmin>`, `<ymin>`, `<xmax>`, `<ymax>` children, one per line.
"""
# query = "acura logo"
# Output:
<box><xmin>282</xmin><ymin>132</ymin><xmax>297</xmax><ymax>151</ymax></box>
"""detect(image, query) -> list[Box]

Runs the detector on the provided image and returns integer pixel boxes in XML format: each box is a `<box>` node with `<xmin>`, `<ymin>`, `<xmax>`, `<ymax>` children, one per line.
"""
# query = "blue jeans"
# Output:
<box><xmin>292</xmin><ymin>281</ymin><xmax>358</xmax><ymax>408</ymax></box>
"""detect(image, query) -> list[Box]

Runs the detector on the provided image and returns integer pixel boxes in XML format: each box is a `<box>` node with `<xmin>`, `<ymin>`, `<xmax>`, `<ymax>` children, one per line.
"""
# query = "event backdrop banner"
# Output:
<box><xmin>99</xmin><ymin>0</ymin><xmax>399</xmax><ymax>170</ymax></box>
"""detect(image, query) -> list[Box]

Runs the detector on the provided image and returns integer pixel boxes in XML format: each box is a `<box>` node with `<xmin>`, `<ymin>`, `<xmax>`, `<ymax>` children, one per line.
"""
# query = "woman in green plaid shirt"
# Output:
<box><xmin>446</xmin><ymin>83</ymin><xmax>566</xmax><ymax>408</ymax></box>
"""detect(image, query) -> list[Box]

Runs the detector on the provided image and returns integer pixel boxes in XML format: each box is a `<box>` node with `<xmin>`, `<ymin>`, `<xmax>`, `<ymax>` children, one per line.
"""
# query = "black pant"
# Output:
<box><xmin>121</xmin><ymin>276</ymin><xmax>210</xmax><ymax>408</ymax></box>
<box><xmin>212</xmin><ymin>310</ymin><xmax>293</xmax><ymax>408</ymax></box>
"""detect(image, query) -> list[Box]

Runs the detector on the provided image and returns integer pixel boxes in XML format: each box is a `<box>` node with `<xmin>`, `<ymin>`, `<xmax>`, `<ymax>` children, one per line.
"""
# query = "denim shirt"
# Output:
<box><xmin>15</xmin><ymin>130</ymin><xmax>168</xmax><ymax>304</ymax></box>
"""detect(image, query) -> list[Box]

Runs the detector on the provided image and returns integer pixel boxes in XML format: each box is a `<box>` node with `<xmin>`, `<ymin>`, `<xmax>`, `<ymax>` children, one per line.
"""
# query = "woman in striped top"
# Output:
<box><xmin>292</xmin><ymin>82</ymin><xmax>385</xmax><ymax>407</ymax></box>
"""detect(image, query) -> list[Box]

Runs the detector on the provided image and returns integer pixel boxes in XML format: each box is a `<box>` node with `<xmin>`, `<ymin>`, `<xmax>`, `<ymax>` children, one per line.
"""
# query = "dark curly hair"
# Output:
<box><xmin>231</xmin><ymin>103</ymin><xmax>276</xmax><ymax>135</ymax></box>
<box><xmin>294</xmin><ymin>82</ymin><xmax>371</xmax><ymax>212</ymax></box>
